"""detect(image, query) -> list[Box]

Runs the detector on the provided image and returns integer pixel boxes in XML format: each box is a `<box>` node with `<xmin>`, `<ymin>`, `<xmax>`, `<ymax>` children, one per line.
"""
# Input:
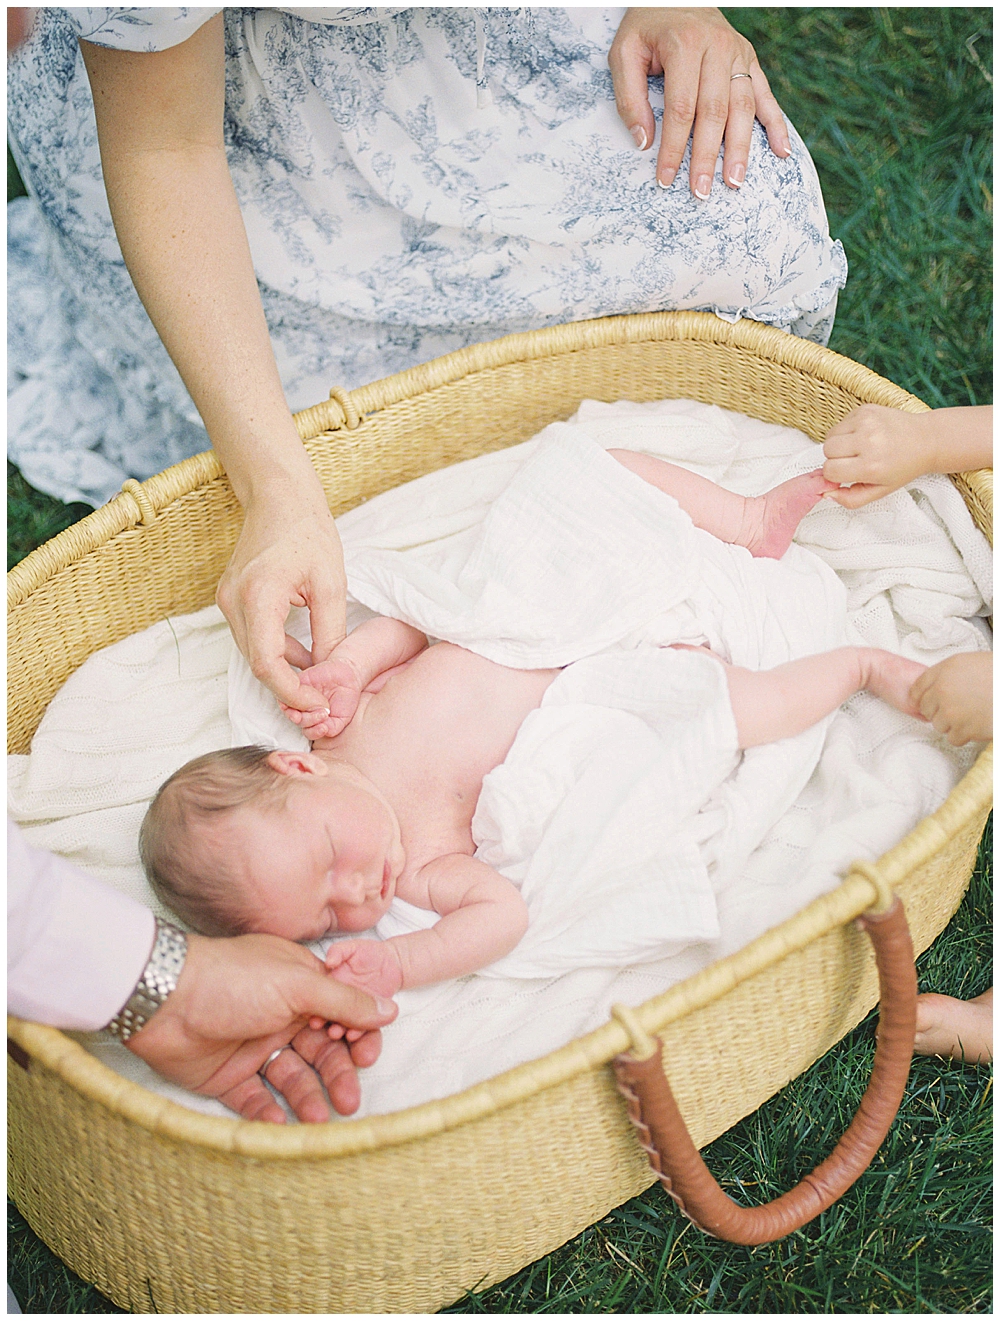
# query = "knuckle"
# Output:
<box><xmin>249</xmin><ymin>655</ymin><xmax>275</xmax><ymax>681</ymax></box>
<box><xmin>665</xmin><ymin>96</ymin><xmax>697</xmax><ymax>126</ymax></box>
<box><xmin>699</xmin><ymin>96</ymin><xmax>730</xmax><ymax>124</ymax></box>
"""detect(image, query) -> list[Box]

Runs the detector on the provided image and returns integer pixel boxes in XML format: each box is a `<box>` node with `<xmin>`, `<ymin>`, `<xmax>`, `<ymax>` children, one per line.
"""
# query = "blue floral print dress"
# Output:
<box><xmin>7</xmin><ymin>7</ymin><xmax>847</xmax><ymax>506</ymax></box>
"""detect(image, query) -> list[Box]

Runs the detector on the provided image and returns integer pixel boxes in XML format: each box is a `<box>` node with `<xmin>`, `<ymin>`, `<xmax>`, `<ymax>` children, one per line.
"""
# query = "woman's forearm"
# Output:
<box><xmin>80</xmin><ymin>19</ymin><xmax>324</xmax><ymax>514</ymax></box>
<box><xmin>81</xmin><ymin>18</ymin><xmax>349</xmax><ymax>700</ymax></box>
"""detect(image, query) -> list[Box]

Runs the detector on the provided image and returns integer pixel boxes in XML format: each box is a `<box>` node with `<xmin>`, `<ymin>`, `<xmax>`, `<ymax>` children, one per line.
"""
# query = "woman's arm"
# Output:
<box><xmin>80</xmin><ymin>17</ymin><xmax>347</xmax><ymax>710</ymax></box>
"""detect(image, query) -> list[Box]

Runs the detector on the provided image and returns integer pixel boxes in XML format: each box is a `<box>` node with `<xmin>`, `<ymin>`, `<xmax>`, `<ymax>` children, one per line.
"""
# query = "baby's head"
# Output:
<box><xmin>140</xmin><ymin>746</ymin><xmax>402</xmax><ymax>941</ymax></box>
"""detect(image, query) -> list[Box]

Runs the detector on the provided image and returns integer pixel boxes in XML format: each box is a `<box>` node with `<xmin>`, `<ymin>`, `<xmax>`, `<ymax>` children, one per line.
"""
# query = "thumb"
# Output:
<box><xmin>295</xmin><ymin>970</ymin><xmax>397</xmax><ymax>1030</ymax></box>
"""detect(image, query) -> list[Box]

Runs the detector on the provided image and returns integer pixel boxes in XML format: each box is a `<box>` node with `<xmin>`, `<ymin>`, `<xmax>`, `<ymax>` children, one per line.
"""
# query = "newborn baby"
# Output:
<box><xmin>140</xmin><ymin>451</ymin><xmax>929</xmax><ymax>1001</ymax></box>
<box><xmin>142</xmin><ymin>629</ymin><xmax>925</xmax><ymax>998</ymax></box>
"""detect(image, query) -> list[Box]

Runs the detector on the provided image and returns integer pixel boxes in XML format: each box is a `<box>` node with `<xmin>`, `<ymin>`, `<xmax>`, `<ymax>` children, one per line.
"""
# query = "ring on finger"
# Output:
<box><xmin>730</xmin><ymin>71</ymin><xmax>753</xmax><ymax>81</ymax></box>
<box><xmin>259</xmin><ymin>1044</ymin><xmax>293</xmax><ymax>1080</ymax></box>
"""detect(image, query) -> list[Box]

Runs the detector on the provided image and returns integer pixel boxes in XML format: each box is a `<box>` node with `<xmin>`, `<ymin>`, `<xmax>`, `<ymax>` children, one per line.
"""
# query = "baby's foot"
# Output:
<box><xmin>743</xmin><ymin>470</ymin><xmax>840</xmax><ymax>559</ymax></box>
<box><xmin>859</xmin><ymin>649</ymin><xmax>929</xmax><ymax>719</ymax></box>
<box><xmin>914</xmin><ymin>990</ymin><xmax>993</xmax><ymax>1064</ymax></box>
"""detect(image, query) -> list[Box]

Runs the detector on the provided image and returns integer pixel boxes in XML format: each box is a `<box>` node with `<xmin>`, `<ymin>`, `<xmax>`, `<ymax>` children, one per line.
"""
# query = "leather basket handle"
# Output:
<box><xmin>612</xmin><ymin>895</ymin><xmax>916</xmax><ymax>1245</ymax></box>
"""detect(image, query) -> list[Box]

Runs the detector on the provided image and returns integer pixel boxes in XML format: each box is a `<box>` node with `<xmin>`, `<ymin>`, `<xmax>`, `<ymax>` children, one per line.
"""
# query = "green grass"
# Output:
<box><xmin>7</xmin><ymin>462</ymin><xmax>93</xmax><ymax>571</ymax></box>
<box><xmin>7</xmin><ymin>6</ymin><xmax>992</xmax><ymax>1314</ymax></box>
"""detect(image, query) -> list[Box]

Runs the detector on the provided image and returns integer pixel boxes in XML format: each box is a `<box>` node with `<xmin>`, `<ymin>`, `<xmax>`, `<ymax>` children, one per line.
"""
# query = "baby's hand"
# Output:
<box><xmin>326</xmin><ymin>939</ymin><xmax>405</xmax><ymax>999</ymax></box>
<box><xmin>279</xmin><ymin>655</ymin><xmax>364</xmax><ymax>740</ymax></box>
<box><xmin>909</xmin><ymin>653</ymin><xmax>992</xmax><ymax>746</ymax></box>
<box><xmin>822</xmin><ymin>405</ymin><xmax>937</xmax><ymax>508</ymax></box>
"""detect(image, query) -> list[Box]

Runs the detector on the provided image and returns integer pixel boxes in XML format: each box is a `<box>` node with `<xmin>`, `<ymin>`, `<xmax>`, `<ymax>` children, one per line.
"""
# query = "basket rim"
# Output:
<box><xmin>7</xmin><ymin>309</ymin><xmax>993</xmax><ymax>1158</ymax></box>
<box><xmin>7</xmin><ymin>310</ymin><xmax>946</xmax><ymax>610</ymax></box>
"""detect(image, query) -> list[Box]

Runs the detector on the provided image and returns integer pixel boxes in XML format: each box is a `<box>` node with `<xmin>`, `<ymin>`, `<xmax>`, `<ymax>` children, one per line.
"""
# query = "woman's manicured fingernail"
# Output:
<box><xmin>630</xmin><ymin>124</ymin><xmax>648</xmax><ymax>151</ymax></box>
<box><xmin>728</xmin><ymin>163</ymin><xmax>745</xmax><ymax>187</ymax></box>
<box><xmin>657</xmin><ymin>167</ymin><xmax>676</xmax><ymax>189</ymax></box>
<box><xmin>694</xmin><ymin>174</ymin><xmax>712</xmax><ymax>199</ymax></box>
<box><xmin>376</xmin><ymin>999</ymin><xmax>395</xmax><ymax>1016</ymax></box>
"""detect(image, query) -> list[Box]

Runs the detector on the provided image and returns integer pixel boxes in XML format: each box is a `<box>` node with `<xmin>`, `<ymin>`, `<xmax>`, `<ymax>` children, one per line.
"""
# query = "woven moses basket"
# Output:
<box><xmin>8</xmin><ymin>312</ymin><xmax>992</xmax><ymax>1313</ymax></box>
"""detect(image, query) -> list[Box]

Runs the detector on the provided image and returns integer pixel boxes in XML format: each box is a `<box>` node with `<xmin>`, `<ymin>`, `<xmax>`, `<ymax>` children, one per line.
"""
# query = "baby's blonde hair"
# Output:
<box><xmin>139</xmin><ymin>745</ymin><xmax>289</xmax><ymax>937</ymax></box>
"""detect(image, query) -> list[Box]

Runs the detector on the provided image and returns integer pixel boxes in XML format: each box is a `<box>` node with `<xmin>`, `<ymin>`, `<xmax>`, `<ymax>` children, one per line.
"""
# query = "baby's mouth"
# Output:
<box><xmin>380</xmin><ymin>858</ymin><xmax>393</xmax><ymax>900</ymax></box>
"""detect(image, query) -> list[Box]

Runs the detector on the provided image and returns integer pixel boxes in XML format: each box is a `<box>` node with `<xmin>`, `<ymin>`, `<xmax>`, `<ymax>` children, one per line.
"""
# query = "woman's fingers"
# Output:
<box><xmin>306</xmin><ymin>572</ymin><xmax>348</xmax><ymax>669</ymax></box>
<box><xmin>609</xmin><ymin>10</ymin><xmax>789</xmax><ymax>194</ymax></box>
<box><xmin>749</xmin><ymin>62</ymin><xmax>790</xmax><ymax>158</ymax></box>
<box><xmin>656</xmin><ymin>48</ymin><xmax>700</xmax><ymax>190</ymax></box>
<box><xmin>607</xmin><ymin>27</ymin><xmax>656</xmax><ymax>153</ymax></box>
<box><xmin>687</xmin><ymin>52</ymin><xmax>733</xmax><ymax>197</ymax></box>
<box><xmin>717</xmin><ymin>71</ymin><xmax>757</xmax><ymax>190</ymax></box>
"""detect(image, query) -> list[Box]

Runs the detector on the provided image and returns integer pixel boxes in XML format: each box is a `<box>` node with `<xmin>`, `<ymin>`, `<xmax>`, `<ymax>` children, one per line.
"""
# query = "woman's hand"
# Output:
<box><xmin>125</xmin><ymin>932</ymin><xmax>398</xmax><ymax>1121</ymax></box>
<box><xmin>217</xmin><ymin>494</ymin><xmax>348</xmax><ymax>712</ymax></box>
<box><xmin>608</xmin><ymin>7</ymin><xmax>790</xmax><ymax>196</ymax></box>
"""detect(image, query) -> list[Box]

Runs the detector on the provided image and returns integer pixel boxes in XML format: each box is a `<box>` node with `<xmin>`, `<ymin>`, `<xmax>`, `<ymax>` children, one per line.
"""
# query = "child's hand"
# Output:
<box><xmin>909</xmin><ymin>653</ymin><xmax>992</xmax><ymax>746</ymax></box>
<box><xmin>822</xmin><ymin>405</ymin><xmax>937</xmax><ymax>508</ymax></box>
<box><xmin>279</xmin><ymin>655</ymin><xmax>364</xmax><ymax>739</ymax></box>
<box><xmin>326</xmin><ymin>939</ymin><xmax>405</xmax><ymax>999</ymax></box>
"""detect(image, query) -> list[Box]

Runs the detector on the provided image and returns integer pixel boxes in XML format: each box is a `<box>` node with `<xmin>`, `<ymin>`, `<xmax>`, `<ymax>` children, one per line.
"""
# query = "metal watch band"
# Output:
<box><xmin>106</xmin><ymin>918</ymin><xmax>187</xmax><ymax>1042</ymax></box>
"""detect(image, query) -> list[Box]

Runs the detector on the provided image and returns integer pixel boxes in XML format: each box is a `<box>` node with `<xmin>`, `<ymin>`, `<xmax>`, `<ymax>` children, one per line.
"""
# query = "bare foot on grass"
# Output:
<box><xmin>914</xmin><ymin>989</ymin><xmax>992</xmax><ymax>1064</ymax></box>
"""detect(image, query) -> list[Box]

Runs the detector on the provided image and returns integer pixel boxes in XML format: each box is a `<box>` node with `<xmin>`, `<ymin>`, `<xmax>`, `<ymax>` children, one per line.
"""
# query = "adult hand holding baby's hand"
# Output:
<box><xmin>217</xmin><ymin>495</ymin><xmax>348</xmax><ymax>713</ymax></box>
<box><xmin>280</xmin><ymin>655</ymin><xmax>364</xmax><ymax>740</ymax></box>
<box><xmin>909</xmin><ymin>652</ymin><xmax>992</xmax><ymax>746</ymax></box>
<box><xmin>326</xmin><ymin>939</ymin><xmax>405</xmax><ymax>1000</ymax></box>
<box><xmin>125</xmin><ymin>932</ymin><xmax>397</xmax><ymax>1121</ymax></box>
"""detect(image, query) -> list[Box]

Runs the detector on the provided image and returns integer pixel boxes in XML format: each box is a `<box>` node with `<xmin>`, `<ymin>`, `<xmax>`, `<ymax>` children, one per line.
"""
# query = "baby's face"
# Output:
<box><xmin>212</xmin><ymin>762</ymin><xmax>405</xmax><ymax>942</ymax></box>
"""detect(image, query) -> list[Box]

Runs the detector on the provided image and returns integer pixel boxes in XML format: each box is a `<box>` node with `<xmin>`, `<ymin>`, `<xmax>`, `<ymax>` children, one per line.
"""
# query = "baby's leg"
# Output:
<box><xmin>719</xmin><ymin>647</ymin><xmax>928</xmax><ymax>749</ymax></box>
<box><xmin>608</xmin><ymin>449</ymin><xmax>837</xmax><ymax>559</ymax></box>
<box><xmin>914</xmin><ymin>988</ymin><xmax>992</xmax><ymax>1064</ymax></box>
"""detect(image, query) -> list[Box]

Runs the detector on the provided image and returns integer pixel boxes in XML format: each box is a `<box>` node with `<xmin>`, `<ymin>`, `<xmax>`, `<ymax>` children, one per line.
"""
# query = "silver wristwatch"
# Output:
<box><xmin>106</xmin><ymin>918</ymin><xmax>188</xmax><ymax>1042</ymax></box>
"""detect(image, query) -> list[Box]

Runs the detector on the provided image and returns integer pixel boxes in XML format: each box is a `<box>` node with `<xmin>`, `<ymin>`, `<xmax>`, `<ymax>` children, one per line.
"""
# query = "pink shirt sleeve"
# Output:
<box><xmin>7</xmin><ymin>820</ymin><xmax>156</xmax><ymax>1031</ymax></box>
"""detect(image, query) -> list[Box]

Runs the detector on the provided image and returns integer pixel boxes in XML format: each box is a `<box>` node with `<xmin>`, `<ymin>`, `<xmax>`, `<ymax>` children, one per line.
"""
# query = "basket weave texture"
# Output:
<box><xmin>8</xmin><ymin>312</ymin><xmax>992</xmax><ymax>1314</ymax></box>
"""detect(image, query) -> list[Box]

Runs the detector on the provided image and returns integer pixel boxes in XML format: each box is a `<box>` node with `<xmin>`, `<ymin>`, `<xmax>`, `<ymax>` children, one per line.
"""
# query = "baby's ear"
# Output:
<box><xmin>265</xmin><ymin>749</ymin><xmax>328</xmax><ymax>778</ymax></box>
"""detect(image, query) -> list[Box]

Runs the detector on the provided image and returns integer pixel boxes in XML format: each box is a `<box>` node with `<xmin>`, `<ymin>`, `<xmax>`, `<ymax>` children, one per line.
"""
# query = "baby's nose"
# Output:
<box><xmin>343</xmin><ymin>871</ymin><xmax>369</xmax><ymax>903</ymax></box>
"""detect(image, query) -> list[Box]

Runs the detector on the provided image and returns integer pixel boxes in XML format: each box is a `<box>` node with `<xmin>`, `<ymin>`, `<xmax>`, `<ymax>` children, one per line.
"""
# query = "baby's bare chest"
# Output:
<box><xmin>353</xmin><ymin>643</ymin><xmax>558</xmax><ymax>842</ymax></box>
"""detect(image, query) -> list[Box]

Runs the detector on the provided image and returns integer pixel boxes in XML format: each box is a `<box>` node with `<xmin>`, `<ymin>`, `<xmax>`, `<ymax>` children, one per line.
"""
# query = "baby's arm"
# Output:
<box><xmin>282</xmin><ymin>616</ymin><xmax>428</xmax><ymax>739</ymax></box>
<box><xmin>823</xmin><ymin>404</ymin><xmax>992</xmax><ymax>508</ymax></box>
<box><xmin>326</xmin><ymin>855</ymin><xmax>529</xmax><ymax>994</ymax></box>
